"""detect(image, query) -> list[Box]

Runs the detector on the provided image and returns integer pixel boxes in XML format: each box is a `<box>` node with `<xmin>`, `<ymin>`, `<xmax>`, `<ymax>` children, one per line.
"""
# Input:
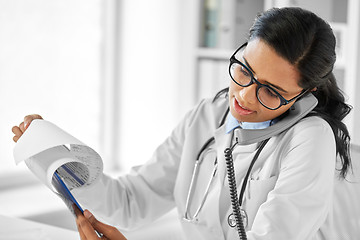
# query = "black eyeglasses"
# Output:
<box><xmin>229</xmin><ymin>43</ymin><xmax>308</xmax><ymax>110</ymax></box>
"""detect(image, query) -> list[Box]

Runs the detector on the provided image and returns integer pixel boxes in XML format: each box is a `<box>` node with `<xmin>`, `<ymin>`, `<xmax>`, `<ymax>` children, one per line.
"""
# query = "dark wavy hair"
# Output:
<box><xmin>216</xmin><ymin>7</ymin><xmax>352</xmax><ymax>178</ymax></box>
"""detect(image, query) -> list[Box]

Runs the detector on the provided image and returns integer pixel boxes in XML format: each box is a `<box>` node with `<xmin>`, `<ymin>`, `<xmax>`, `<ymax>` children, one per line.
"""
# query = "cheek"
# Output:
<box><xmin>229</xmin><ymin>80</ymin><xmax>238</xmax><ymax>92</ymax></box>
<box><xmin>229</xmin><ymin>81</ymin><xmax>247</xmax><ymax>100</ymax></box>
<box><xmin>253</xmin><ymin>103</ymin><xmax>294</xmax><ymax>122</ymax></box>
<box><xmin>257</xmin><ymin>108</ymin><xmax>273</xmax><ymax>120</ymax></box>
<box><xmin>270</xmin><ymin>103</ymin><xmax>294</xmax><ymax>119</ymax></box>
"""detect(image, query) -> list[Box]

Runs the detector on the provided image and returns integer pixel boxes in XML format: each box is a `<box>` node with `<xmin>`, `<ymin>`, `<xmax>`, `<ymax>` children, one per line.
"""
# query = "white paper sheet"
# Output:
<box><xmin>13</xmin><ymin>119</ymin><xmax>103</xmax><ymax>193</ymax></box>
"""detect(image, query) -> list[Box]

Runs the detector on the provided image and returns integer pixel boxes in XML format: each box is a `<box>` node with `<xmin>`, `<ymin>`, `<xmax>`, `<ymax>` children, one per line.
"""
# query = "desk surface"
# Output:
<box><xmin>0</xmin><ymin>214</ymin><xmax>79</xmax><ymax>240</ymax></box>
<box><xmin>0</xmin><ymin>210</ymin><xmax>185</xmax><ymax>240</ymax></box>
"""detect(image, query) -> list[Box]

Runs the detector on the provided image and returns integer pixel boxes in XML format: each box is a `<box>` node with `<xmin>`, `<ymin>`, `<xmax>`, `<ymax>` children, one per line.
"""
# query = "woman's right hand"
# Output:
<box><xmin>12</xmin><ymin>114</ymin><xmax>43</xmax><ymax>142</ymax></box>
<box><xmin>74</xmin><ymin>207</ymin><xmax>127</xmax><ymax>240</ymax></box>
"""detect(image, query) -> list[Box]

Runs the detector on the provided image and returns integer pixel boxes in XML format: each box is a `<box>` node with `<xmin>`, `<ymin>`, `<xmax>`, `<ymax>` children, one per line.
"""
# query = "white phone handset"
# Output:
<box><xmin>234</xmin><ymin>93</ymin><xmax>318</xmax><ymax>145</ymax></box>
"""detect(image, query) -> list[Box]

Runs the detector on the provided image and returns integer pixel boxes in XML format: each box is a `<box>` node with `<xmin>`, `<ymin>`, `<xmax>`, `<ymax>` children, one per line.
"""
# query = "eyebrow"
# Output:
<box><xmin>243</xmin><ymin>56</ymin><xmax>289</xmax><ymax>94</ymax></box>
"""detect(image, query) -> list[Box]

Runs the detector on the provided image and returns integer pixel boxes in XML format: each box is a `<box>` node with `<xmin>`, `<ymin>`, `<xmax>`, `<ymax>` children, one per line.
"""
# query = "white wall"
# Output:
<box><xmin>117</xmin><ymin>0</ymin><xmax>182</xmax><ymax>171</ymax></box>
<box><xmin>0</xmin><ymin>0</ymin><xmax>185</xmax><ymax>222</ymax></box>
<box><xmin>0</xmin><ymin>0</ymin><xmax>102</xmax><ymax>175</ymax></box>
<box><xmin>0</xmin><ymin>0</ymin><xmax>185</xmax><ymax>174</ymax></box>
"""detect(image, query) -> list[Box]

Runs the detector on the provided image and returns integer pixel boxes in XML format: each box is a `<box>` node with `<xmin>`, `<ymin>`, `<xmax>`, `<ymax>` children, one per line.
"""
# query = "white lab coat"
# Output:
<box><xmin>73</xmin><ymin>95</ymin><xmax>360</xmax><ymax>240</ymax></box>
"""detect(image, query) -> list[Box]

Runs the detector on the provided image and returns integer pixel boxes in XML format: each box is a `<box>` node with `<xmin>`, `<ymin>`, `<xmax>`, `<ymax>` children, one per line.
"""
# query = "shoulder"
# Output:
<box><xmin>280</xmin><ymin>115</ymin><xmax>336</xmax><ymax>154</ymax></box>
<box><xmin>170</xmin><ymin>93</ymin><xmax>228</xmax><ymax>142</ymax></box>
<box><xmin>184</xmin><ymin>94</ymin><xmax>229</xmax><ymax>129</ymax></box>
<box><xmin>198</xmin><ymin>93</ymin><xmax>228</xmax><ymax>114</ymax></box>
<box><xmin>291</xmin><ymin>115</ymin><xmax>334</xmax><ymax>138</ymax></box>
<box><xmin>272</xmin><ymin>115</ymin><xmax>337</xmax><ymax>180</ymax></box>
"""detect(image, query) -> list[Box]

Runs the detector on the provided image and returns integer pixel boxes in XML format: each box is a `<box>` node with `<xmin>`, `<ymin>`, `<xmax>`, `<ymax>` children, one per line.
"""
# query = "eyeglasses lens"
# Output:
<box><xmin>230</xmin><ymin>63</ymin><xmax>252</xmax><ymax>86</ymax></box>
<box><xmin>257</xmin><ymin>86</ymin><xmax>281</xmax><ymax>109</ymax></box>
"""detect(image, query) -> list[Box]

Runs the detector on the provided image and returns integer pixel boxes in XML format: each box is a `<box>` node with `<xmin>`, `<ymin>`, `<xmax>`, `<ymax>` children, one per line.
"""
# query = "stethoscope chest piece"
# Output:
<box><xmin>228</xmin><ymin>209</ymin><xmax>248</xmax><ymax>228</ymax></box>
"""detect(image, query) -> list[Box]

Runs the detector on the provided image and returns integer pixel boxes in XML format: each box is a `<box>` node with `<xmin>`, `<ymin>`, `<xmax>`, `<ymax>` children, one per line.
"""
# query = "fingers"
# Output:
<box><xmin>74</xmin><ymin>206</ymin><xmax>126</xmax><ymax>240</ymax></box>
<box><xmin>76</xmin><ymin>216</ymin><xmax>99</xmax><ymax>240</ymax></box>
<box><xmin>73</xmin><ymin>204</ymin><xmax>83</xmax><ymax>218</ymax></box>
<box><xmin>73</xmin><ymin>205</ymin><xmax>87</xmax><ymax>240</ymax></box>
<box><xmin>19</xmin><ymin>122</ymin><xmax>26</xmax><ymax>132</ymax></box>
<box><xmin>12</xmin><ymin>126</ymin><xmax>23</xmax><ymax>143</ymax></box>
<box><xmin>75</xmin><ymin>208</ymin><xmax>100</xmax><ymax>240</ymax></box>
<box><xmin>24</xmin><ymin>114</ymin><xmax>43</xmax><ymax>129</ymax></box>
<box><xmin>78</xmin><ymin>226</ymin><xmax>87</xmax><ymax>240</ymax></box>
<box><xmin>84</xmin><ymin>210</ymin><xmax>126</xmax><ymax>240</ymax></box>
<box><xmin>11</xmin><ymin>114</ymin><xmax>43</xmax><ymax>143</ymax></box>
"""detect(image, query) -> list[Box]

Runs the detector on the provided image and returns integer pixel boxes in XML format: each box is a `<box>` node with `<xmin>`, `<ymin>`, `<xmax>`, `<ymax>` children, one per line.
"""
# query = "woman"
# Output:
<box><xmin>13</xmin><ymin>7</ymin><xmax>355</xmax><ymax>240</ymax></box>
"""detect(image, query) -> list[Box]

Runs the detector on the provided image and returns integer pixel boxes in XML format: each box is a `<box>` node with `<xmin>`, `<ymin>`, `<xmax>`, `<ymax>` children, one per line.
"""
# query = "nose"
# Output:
<box><xmin>239</xmin><ymin>84</ymin><xmax>257</xmax><ymax>105</ymax></box>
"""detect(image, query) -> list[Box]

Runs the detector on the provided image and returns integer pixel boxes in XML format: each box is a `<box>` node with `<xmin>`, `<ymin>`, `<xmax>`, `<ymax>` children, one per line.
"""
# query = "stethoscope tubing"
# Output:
<box><xmin>183</xmin><ymin>108</ymin><xmax>229</xmax><ymax>222</ymax></box>
<box><xmin>183</xmin><ymin>159</ymin><xmax>218</xmax><ymax>222</ymax></box>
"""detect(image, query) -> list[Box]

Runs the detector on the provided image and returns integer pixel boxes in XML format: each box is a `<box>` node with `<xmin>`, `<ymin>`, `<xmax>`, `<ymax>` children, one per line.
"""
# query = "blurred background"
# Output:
<box><xmin>0</xmin><ymin>0</ymin><xmax>359</xmax><ymax>233</ymax></box>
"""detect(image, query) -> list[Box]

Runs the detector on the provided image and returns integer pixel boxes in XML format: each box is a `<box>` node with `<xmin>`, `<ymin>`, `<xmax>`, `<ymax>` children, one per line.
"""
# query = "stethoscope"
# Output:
<box><xmin>182</xmin><ymin>107</ymin><xmax>269</xmax><ymax>240</ymax></box>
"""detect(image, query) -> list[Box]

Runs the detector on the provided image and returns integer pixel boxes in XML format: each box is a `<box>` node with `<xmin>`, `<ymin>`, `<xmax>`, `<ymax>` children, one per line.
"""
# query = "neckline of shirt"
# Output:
<box><xmin>225</xmin><ymin>112</ymin><xmax>272</xmax><ymax>133</ymax></box>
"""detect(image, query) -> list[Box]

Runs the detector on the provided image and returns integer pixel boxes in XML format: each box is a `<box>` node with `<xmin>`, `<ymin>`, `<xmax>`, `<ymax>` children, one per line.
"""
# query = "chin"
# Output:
<box><xmin>230</xmin><ymin>108</ymin><xmax>255</xmax><ymax>122</ymax></box>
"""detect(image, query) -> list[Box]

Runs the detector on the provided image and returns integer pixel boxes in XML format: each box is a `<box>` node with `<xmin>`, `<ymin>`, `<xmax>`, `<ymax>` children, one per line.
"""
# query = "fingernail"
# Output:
<box><xmin>84</xmin><ymin>210</ymin><xmax>93</xmax><ymax>219</ymax></box>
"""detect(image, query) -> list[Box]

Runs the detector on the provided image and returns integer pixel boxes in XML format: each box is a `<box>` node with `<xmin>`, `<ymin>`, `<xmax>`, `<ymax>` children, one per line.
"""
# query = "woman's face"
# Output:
<box><xmin>229</xmin><ymin>38</ymin><xmax>303</xmax><ymax>122</ymax></box>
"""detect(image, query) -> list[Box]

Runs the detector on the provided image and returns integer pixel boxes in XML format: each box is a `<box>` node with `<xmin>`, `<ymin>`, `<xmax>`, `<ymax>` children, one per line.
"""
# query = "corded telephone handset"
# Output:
<box><xmin>224</xmin><ymin>93</ymin><xmax>318</xmax><ymax>239</ymax></box>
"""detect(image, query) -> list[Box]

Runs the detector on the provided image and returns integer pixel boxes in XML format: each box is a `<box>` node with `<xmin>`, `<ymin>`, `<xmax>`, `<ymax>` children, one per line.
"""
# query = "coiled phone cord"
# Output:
<box><xmin>224</xmin><ymin>138</ymin><xmax>270</xmax><ymax>240</ymax></box>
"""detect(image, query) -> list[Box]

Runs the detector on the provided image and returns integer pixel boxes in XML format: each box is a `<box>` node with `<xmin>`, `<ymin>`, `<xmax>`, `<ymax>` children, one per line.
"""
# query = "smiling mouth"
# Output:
<box><xmin>233</xmin><ymin>97</ymin><xmax>254</xmax><ymax>115</ymax></box>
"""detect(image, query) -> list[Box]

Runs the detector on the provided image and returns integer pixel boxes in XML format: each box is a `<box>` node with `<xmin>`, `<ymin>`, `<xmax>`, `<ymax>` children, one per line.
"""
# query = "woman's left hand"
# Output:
<box><xmin>74</xmin><ymin>207</ymin><xmax>127</xmax><ymax>240</ymax></box>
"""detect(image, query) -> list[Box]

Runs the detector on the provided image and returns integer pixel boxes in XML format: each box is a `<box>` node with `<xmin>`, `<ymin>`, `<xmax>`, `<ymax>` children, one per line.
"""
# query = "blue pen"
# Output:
<box><xmin>53</xmin><ymin>171</ymin><xmax>103</xmax><ymax>238</ymax></box>
<box><xmin>53</xmin><ymin>171</ymin><xmax>84</xmax><ymax>213</ymax></box>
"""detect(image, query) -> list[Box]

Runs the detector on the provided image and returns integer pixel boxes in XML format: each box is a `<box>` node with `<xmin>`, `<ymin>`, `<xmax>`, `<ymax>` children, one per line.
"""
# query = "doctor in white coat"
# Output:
<box><xmin>12</xmin><ymin>7</ymin><xmax>359</xmax><ymax>240</ymax></box>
